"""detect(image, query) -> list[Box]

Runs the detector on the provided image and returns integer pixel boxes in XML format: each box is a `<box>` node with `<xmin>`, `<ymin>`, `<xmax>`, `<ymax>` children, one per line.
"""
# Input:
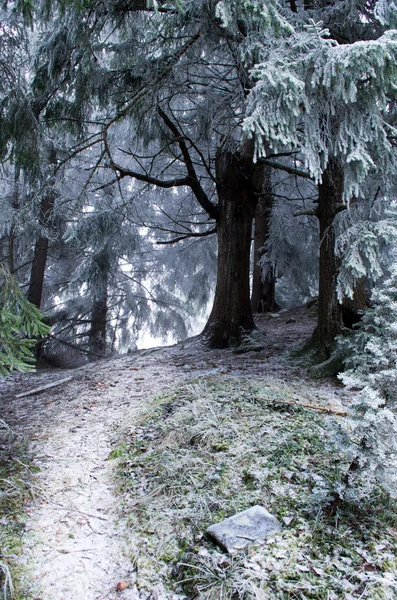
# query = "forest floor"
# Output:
<box><xmin>1</xmin><ymin>307</ymin><xmax>397</xmax><ymax>600</ymax></box>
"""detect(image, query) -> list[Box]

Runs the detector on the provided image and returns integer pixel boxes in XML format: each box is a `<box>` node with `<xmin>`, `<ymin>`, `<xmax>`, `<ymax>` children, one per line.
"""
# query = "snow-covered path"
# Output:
<box><xmin>1</xmin><ymin>347</ymin><xmax>189</xmax><ymax>599</ymax></box>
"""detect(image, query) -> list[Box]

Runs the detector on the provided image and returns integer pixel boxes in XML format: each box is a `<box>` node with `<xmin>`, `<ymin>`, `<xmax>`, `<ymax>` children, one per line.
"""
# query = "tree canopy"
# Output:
<box><xmin>1</xmin><ymin>0</ymin><xmax>397</xmax><ymax>357</ymax></box>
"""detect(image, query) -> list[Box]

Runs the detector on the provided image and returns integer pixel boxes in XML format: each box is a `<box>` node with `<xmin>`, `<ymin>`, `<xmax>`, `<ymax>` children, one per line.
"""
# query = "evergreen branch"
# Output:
<box><xmin>55</xmin><ymin>135</ymin><xmax>103</xmax><ymax>174</ymax></box>
<box><xmin>46</xmin><ymin>333</ymin><xmax>106</xmax><ymax>358</ymax></box>
<box><xmin>112</xmin><ymin>0</ymin><xmax>175</xmax><ymax>14</ymax></box>
<box><xmin>119</xmin><ymin>274</ymin><xmax>190</xmax><ymax>313</ymax></box>
<box><xmin>104</xmin><ymin>32</ymin><xmax>201</xmax><ymax>132</ymax></box>
<box><xmin>293</xmin><ymin>209</ymin><xmax>318</xmax><ymax>217</ymax></box>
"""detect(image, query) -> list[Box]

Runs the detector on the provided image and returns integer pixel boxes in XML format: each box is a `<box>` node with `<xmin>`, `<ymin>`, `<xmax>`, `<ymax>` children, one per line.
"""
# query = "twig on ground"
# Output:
<box><xmin>14</xmin><ymin>376</ymin><xmax>74</xmax><ymax>399</ymax></box>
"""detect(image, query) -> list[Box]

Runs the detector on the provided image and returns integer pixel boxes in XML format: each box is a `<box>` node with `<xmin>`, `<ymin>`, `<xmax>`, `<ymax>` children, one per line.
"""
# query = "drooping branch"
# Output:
<box><xmin>293</xmin><ymin>208</ymin><xmax>318</xmax><ymax>217</ymax></box>
<box><xmin>104</xmin><ymin>32</ymin><xmax>201</xmax><ymax>133</ymax></box>
<box><xmin>111</xmin><ymin>0</ymin><xmax>175</xmax><ymax>13</ymax></box>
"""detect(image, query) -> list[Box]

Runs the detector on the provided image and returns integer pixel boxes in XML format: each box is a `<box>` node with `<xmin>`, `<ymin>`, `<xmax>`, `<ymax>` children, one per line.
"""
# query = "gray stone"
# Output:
<box><xmin>206</xmin><ymin>505</ymin><xmax>282</xmax><ymax>553</ymax></box>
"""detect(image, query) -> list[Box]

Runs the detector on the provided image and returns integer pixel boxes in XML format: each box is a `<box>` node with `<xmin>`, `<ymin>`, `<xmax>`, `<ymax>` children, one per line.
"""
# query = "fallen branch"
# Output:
<box><xmin>260</xmin><ymin>397</ymin><xmax>347</xmax><ymax>416</ymax></box>
<box><xmin>15</xmin><ymin>376</ymin><xmax>74</xmax><ymax>399</ymax></box>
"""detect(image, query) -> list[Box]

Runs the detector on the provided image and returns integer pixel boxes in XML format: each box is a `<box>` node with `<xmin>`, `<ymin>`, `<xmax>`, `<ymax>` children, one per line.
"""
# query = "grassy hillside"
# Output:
<box><xmin>114</xmin><ymin>376</ymin><xmax>397</xmax><ymax>600</ymax></box>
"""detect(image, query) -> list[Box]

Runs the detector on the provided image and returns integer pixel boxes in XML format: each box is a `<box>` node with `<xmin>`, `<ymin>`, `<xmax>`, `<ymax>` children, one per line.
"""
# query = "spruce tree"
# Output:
<box><xmin>244</xmin><ymin>18</ymin><xmax>397</xmax><ymax>354</ymax></box>
<box><xmin>0</xmin><ymin>264</ymin><xmax>50</xmax><ymax>375</ymax></box>
<box><xmin>336</xmin><ymin>248</ymin><xmax>397</xmax><ymax>500</ymax></box>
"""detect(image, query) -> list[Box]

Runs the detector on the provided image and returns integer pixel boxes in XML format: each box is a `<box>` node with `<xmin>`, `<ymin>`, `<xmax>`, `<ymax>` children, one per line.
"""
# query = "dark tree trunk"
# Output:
<box><xmin>27</xmin><ymin>147</ymin><xmax>57</xmax><ymax>310</ymax></box>
<box><xmin>310</xmin><ymin>160</ymin><xmax>344</xmax><ymax>357</ymax></box>
<box><xmin>203</xmin><ymin>142</ymin><xmax>262</xmax><ymax>348</ymax></box>
<box><xmin>342</xmin><ymin>278</ymin><xmax>370</xmax><ymax>328</ymax></box>
<box><xmin>251</xmin><ymin>167</ymin><xmax>278</xmax><ymax>313</ymax></box>
<box><xmin>88</xmin><ymin>287</ymin><xmax>108</xmax><ymax>357</ymax></box>
<box><xmin>27</xmin><ymin>192</ymin><xmax>55</xmax><ymax>309</ymax></box>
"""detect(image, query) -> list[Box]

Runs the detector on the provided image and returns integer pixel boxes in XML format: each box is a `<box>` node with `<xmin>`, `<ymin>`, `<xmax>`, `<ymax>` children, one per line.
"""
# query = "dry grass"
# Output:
<box><xmin>0</xmin><ymin>420</ymin><xmax>35</xmax><ymax>600</ymax></box>
<box><xmin>114</xmin><ymin>376</ymin><xmax>397</xmax><ymax>599</ymax></box>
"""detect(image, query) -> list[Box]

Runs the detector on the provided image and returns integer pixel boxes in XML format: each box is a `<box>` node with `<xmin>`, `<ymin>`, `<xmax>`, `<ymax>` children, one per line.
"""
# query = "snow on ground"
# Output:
<box><xmin>0</xmin><ymin>308</ymin><xmax>348</xmax><ymax>599</ymax></box>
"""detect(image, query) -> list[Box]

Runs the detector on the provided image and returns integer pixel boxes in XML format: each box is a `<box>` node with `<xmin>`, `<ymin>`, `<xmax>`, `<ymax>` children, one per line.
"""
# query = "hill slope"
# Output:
<box><xmin>1</xmin><ymin>308</ymin><xmax>396</xmax><ymax>599</ymax></box>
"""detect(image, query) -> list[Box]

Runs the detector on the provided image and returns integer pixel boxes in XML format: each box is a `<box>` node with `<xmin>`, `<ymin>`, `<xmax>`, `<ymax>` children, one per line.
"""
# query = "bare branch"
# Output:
<box><xmin>259</xmin><ymin>159</ymin><xmax>313</xmax><ymax>180</ymax></box>
<box><xmin>293</xmin><ymin>209</ymin><xmax>318</xmax><ymax>217</ymax></box>
<box><xmin>111</xmin><ymin>160</ymin><xmax>190</xmax><ymax>188</ymax></box>
<box><xmin>158</xmin><ymin>108</ymin><xmax>219</xmax><ymax>220</ymax></box>
<box><xmin>156</xmin><ymin>226</ymin><xmax>217</xmax><ymax>245</ymax></box>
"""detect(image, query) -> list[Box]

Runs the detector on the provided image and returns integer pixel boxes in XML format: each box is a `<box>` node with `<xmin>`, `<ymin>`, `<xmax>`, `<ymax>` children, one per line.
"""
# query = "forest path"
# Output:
<box><xmin>0</xmin><ymin>307</ymin><xmax>328</xmax><ymax>599</ymax></box>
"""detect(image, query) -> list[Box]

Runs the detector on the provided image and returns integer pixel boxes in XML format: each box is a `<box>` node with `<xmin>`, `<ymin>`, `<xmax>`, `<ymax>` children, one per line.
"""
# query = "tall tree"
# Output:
<box><xmin>251</xmin><ymin>164</ymin><xmax>278</xmax><ymax>313</ymax></box>
<box><xmin>11</xmin><ymin>0</ymin><xmax>296</xmax><ymax>348</ymax></box>
<box><xmin>245</xmin><ymin>15</ymin><xmax>397</xmax><ymax>355</ymax></box>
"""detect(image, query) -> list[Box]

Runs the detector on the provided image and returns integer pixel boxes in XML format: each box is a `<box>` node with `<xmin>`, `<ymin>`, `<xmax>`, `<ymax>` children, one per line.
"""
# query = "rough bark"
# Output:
<box><xmin>203</xmin><ymin>142</ymin><xmax>263</xmax><ymax>348</ymax></box>
<box><xmin>251</xmin><ymin>166</ymin><xmax>278</xmax><ymax>313</ymax></box>
<box><xmin>310</xmin><ymin>160</ymin><xmax>344</xmax><ymax>358</ymax></box>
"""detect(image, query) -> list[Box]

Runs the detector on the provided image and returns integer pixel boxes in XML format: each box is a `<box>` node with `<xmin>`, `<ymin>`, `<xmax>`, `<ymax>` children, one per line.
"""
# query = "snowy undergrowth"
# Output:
<box><xmin>114</xmin><ymin>377</ymin><xmax>397</xmax><ymax>600</ymax></box>
<box><xmin>0</xmin><ymin>420</ymin><xmax>35</xmax><ymax>600</ymax></box>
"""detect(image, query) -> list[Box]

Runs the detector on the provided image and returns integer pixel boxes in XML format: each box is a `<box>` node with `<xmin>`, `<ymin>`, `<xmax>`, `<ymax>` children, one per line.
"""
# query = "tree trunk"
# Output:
<box><xmin>203</xmin><ymin>143</ymin><xmax>262</xmax><ymax>348</ymax></box>
<box><xmin>310</xmin><ymin>160</ymin><xmax>344</xmax><ymax>358</ymax></box>
<box><xmin>251</xmin><ymin>167</ymin><xmax>278</xmax><ymax>313</ymax></box>
<box><xmin>27</xmin><ymin>146</ymin><xmax>57</xmax><ymax>310</ymax></box>
<box><xmin>342</xmin><ymin>278</ymin><xmax>369</xmax><ymax>328</ymax></box>
<box><xmin>27</xmin><ymin>191</ymin><xmax>55</xmax><ymax>309</ymax></box>
<box><xmin>88</xmin><ymin>287</ymin><xmax>108</xmax><ymax>357</ymax></box>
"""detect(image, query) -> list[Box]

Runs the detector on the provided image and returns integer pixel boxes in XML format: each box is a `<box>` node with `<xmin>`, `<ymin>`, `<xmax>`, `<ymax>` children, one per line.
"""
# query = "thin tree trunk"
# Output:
<box><xmin>251</xmin><ymin>167</ymin><xmax>278</xmax><ymax>313</ymax></box>
<box><xmin>203</xmin><ymin>142</ymin><xmax>262</xmax><ymax>348</ymax></box>
<box><xmin>27</xmin><ymin>146</ymin><xmax>57</xmax><ymax>310</ymax></box>
<box><xmin>27</xmin><ymin>191</ymin><xmax>55</xmax><ymax>309</ymax></box>
<box><xmin>88</xmin><ymin>287</ymin><xmax>108</xmax><ymax>357</ymax></box>
<box><xmin>310</xmin><ymin>160</ymin><xmax>344</xmax><ymax>357</ymax></box>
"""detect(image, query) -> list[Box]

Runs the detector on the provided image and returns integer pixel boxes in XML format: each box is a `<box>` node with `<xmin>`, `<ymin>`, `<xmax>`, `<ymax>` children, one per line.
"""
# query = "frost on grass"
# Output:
<box><xmin>0</xmin><ymin>420</ymin><xmax>34</xmax><ymax>600</ymax></box>
<box><xmin>115</xmin><ymin>377</ymin><xmax>397</xmax><ymax>599</ymax></box>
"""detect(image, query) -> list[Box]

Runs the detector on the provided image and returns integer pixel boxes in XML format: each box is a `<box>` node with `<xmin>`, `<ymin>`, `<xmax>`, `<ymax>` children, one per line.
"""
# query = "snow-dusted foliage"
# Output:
<box><xmin>375</xmin><ymin>0</ymin><xmax>397</xmax><ymax>26</ymax></box>
<box><xmin>337</xmin><ymin>257</ymin><xmax>397</xmax><ymax>498</ymax></box>
<box><xmin>3</xmin><ymin>0</ymin><xmax>397</xmax><ymax>355</ymax></box>
<box><xmin>336</xmin><ymin>199</ymin><xmax>397</xmax><ymax>301</ymax></box>
<box><xmin>244</xmin><ymin>24</ymin><xmax>397</xmax><ymax>202</ymax></box>
<box><xmin>261</xmin><ymin>174</ymin><xmax>319</xmax><ymax>306</ymax></box>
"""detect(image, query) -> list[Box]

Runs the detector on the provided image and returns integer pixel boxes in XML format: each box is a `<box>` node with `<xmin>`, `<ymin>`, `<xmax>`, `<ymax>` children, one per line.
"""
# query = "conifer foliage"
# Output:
<box><xmin>0</xmin><ymin>265</ymin><xmax>50</xmax><ymax>375</ymax></box>
<box><xmin>337</xmin><ymin>256</ymin><xmax>397</xmax><ymax>499</ymax></box>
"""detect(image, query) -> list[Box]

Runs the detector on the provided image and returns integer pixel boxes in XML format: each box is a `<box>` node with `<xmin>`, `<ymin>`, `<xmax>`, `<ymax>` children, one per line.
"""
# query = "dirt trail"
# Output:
<box><xmin>2</xmin><ymin>347</ymin><xmax>188</xmax><ymax>599</ymax></box>
<box><xmin>0</xmin><ymin>308</ymin><xmax>344</xmax><ymax>599</ymax></box>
